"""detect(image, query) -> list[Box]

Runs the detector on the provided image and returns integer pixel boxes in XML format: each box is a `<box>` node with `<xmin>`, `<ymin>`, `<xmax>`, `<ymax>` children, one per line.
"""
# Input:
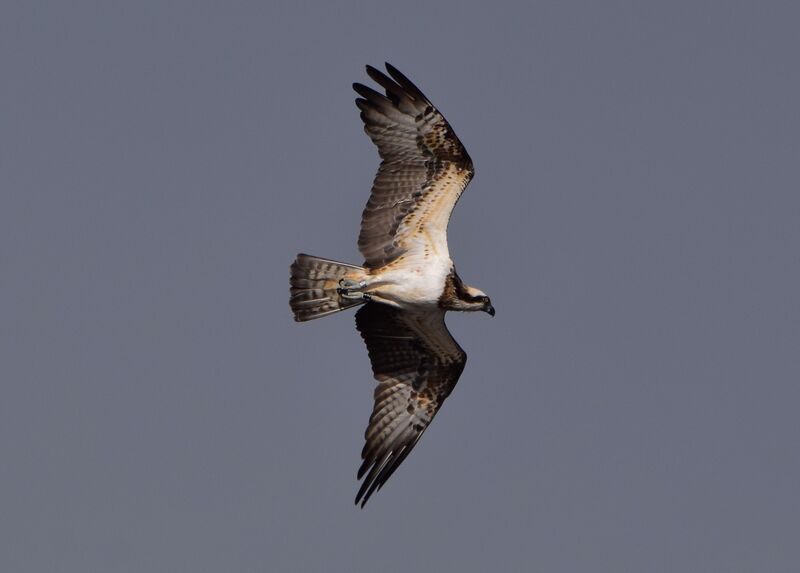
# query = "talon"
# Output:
<box><xmin>339</xmin><ymin>279</ymin><xmax>366</xmax><ymax>289</ymax></box>
<box><xmin>337</xmin><ymin>279</ymin><xmax>351</xmax><ymax>296</ymax></box>
<box><xmin>338</xmin><ymin>278</ymin><xmax>369</xmax><ymax>298</ymax></box>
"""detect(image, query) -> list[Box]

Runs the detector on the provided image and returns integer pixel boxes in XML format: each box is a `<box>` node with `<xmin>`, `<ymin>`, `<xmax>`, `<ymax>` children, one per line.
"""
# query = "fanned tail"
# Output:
<box><xmin>289</xmin><ymin>254</ymin><xmax>368</xmax><ymax>322</ymax></box>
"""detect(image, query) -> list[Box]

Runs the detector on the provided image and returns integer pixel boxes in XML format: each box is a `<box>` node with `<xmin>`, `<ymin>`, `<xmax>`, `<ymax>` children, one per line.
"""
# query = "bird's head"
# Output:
<box><xmin>459</xmin><ymin>285</ymin><xmax>495</xmax><ymax>317</ymax></box>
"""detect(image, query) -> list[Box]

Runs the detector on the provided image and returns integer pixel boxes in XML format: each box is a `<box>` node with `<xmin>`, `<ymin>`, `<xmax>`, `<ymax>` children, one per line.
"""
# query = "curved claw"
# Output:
<box><xmin>337</xmin><ymin>279</ymin><xmax>369</xmax><ymax>300</ymax></box>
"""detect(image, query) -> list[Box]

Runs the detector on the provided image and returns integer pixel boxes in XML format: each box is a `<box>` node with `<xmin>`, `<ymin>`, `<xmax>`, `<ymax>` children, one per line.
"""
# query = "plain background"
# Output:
<box><xmin>3</xmin><ymin>1</ymin><xmax>799</xmax><ymax>571</ymax></box>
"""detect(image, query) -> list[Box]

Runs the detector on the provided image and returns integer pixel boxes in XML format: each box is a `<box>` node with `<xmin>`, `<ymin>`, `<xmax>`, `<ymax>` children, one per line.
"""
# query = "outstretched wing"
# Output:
<box><xmin>354</xmin><ymin>63</ymin><xmax>474</xmax><ymax>269</ymax></box>
<box><xmin>354</xmin><ymin>303</ymin><xmax>467</xmax><ymax>507</ymax></box>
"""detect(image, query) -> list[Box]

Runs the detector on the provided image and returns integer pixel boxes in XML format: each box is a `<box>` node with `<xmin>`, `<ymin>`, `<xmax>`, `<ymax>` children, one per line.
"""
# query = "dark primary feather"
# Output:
<box><xmin>354</xmin><ymin>63</ymin><xmax>474</xmax><ymax>269</ymax></box>
<box><xmin>354</xmin><ymin>303</ymin><xmax>467</xmax><ymax>507</ymax></box>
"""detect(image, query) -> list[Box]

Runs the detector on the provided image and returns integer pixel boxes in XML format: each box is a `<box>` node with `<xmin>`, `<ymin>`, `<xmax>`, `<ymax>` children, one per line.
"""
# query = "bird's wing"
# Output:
<box><xmin>354</xmin><ymin>303</ymin><xmax>467</xmax><ymax>506</ymax></box>
<box><xmin>354</xmin><ymin>63</ymin><xmax>474</xmax><ymax>269</ymax></box>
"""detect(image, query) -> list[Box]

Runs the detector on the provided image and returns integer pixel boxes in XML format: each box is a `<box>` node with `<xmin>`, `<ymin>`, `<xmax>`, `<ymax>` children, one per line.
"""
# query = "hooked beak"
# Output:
<box><xmin>484</xmin><ymin>303</ymin><xmax>495</xmax><ymax>317</ymax></box>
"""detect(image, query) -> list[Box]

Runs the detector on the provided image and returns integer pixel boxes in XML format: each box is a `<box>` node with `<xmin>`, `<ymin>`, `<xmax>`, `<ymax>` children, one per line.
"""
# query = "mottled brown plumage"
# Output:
<box><xmin>354</xmin><ymin>64</ymin><xmax>474</xmax><ymax>269</ymax></box>
<box><xmin>354</xmin><ymin>303</ymin><xmax>466</xmax><ymax>507</ymax></box>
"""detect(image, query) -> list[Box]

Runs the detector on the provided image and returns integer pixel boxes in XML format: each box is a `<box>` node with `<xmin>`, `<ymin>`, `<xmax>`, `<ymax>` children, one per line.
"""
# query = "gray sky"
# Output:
<box><xmin>3</xmin><ymin>1</ymin><xmax>799</xmax><ymax>571</ymax></box>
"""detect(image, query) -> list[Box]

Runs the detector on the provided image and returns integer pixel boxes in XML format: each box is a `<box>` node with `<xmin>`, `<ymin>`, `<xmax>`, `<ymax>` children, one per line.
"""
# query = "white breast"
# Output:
<box><xmin>370</xmin><ymin>253</ymin><xmax>452</xmax><ymax>308</ymax></box>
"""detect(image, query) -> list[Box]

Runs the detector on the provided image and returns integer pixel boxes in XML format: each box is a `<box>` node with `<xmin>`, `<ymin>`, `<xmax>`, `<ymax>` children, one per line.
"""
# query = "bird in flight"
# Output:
<box><xmin>290</xmin><ymin>63</ymin><xmax>494</xmax><ymax>507</ymax></box>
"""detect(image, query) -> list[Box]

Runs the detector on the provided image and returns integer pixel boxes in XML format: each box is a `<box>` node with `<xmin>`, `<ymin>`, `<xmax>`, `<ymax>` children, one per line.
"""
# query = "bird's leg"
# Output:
<box><xmin>337</xmin><ymin>279</ymin><xmax>371</xmax><ymax>301</ymax></box>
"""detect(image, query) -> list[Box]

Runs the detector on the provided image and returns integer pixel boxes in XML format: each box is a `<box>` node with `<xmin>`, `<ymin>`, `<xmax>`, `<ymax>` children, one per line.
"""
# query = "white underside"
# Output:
<box><xmin>364</xmin><ymin>252</ymin><xmax>452</xmax><ymax>309</ymax></box>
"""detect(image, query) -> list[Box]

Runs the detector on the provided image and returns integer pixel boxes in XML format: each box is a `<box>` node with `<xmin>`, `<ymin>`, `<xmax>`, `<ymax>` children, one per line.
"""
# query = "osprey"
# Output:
<box><xmin>290</xmin><ymin>63</ymin><xmax>494</xmax><ymax>507</ymax></box>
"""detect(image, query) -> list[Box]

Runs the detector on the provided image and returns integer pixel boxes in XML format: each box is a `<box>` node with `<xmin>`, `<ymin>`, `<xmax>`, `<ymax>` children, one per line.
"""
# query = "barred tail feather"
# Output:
<box><xmin>290</xmin><ymin>254</ymin><xmax>367</xmax><ymax>322</ymax></box>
